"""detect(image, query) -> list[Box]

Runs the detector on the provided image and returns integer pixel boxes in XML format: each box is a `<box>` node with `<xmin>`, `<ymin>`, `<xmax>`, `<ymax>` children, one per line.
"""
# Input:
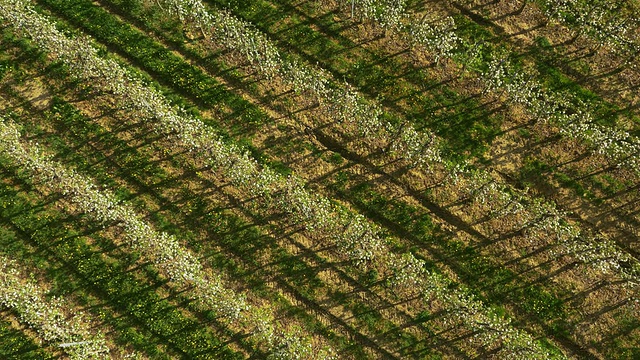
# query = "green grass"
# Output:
<box><xmin>0</xmin><ymin>317</ymin><xmax>55</xmax><ymax>360</ymax></box>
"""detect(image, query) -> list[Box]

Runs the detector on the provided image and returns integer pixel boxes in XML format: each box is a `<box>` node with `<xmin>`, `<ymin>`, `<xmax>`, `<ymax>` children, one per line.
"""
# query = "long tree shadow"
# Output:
<box><xmin>447</xmin><ymin>0</ymin><xmax>640</xmax><ymax>102</ymax></box>
<box><xmin>0</xmin><ymin>81</ymin><xmax>263</xmax><ymax>358</ymax></box>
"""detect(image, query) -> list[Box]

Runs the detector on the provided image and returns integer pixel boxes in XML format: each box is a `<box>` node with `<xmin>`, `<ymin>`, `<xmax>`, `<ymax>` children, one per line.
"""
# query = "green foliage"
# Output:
<box><xmin>519</xmin><ymin>157</ymin><xmax>601</xmax><ymax>203</ymax></box>
<box><xmin>516</xmin><ymin>285</ymin><xmax>565</xmax><ymax>321</ymax></box>
<box><xmin>0</xmin><ymin>60</ymin><xmax>14</xmax><ymax>81</ymax></box>
<box><xmin>592</xmin><ymin>174</ymin><xmax>628</xmax><ymax>197</ymax></box>
<box><xmin>554</xmin><ymin>172</ymin><xmax>600</xmax><ymax>203</ymax></box>
<box><xmin>519</xmin><ymin>157</ymin><xmax>552</xmax><ymax>187</ymax></box>
<box><xmin>347</xmin><ymin>182</ymin><xmax>434</xmax><ymax>238</ymax></box>
<box><xmin>325</xmin><ymin>152</ymin><xmax>344</xmax><ymax>165</ymax></box>
<box><xmin>213</xmin><ymin>0</ymin><xmax>502</xmax><ymax>162</ymax></box>
<box><xmin>0</xmin><ymin>319</ymin><xmax>54</xmax><ymax>359</ymax></box>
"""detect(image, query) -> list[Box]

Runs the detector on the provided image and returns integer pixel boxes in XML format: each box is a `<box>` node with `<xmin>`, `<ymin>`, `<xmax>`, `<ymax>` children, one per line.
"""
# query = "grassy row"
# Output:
<box><xmin>217</xmin><ymin>0</ymin><xmax>640</xmax><ymax>193</ymax></box>
<box><xmin>114</xmin><ymin>0</ymin><xmax>632</xmax><ymax>332</ymax></box>
<box><xmin>208</xmin><ymin>0</ymin><xmax>503</xmax><ymax>161</ymax></box>
<box><xmin>34</xmin><ymin>0</ymin><xmax>264</xmax><ymax>122</ymax></box>
<box><xmin>327</xmin><ymin>171</ymin><xmax>571</xmax><ymax>335</ymax></box>
<box><xmin>127</xmin><ymin>0</ymin><xmax>640</xmax><ymax>286</ymax></box>
<box><xmin>91</xmin><ymin>4</ymin><xmax>568</xmax><ymax>356</ymax></box>
<box><xmin>441</xmin><ymin>0</ymin><xmax>640</xmax><ymax>265</ymax></box>
<box><xmin>123</xmin><ymin>2</ymin><xmax>639</xmax><ymax>357</ymax></box>
<box><xmin>121</xmin><ymin>3</ymin><xmax>580</xmax><ymax>330</ymax></box>
<box><xmin>41</xmin><ymin>99</ymin><xmax>378</xmax><ymax>359</ymax></box>
<box><xmin>325</xmin><ymin>0</ymin><xmax>635</xmax><ymax>127</ymax></box>
<box><xmin>35</xmin><ymin>0</ymin><xmax>297</xmax><ymax>172</ymax></box>
<box><xmin>446</xmin><ymin>0</ymin><xmax>637</xmax><ymax>122</ymax></box>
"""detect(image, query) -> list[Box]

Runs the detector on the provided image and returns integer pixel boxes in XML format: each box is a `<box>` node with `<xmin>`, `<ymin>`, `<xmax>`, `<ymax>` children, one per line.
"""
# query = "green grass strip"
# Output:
<box><xmin>36</xmin><ymin>0</ymin><xmax>268</xmax><ymax>128</ymax></box>
<box><xmin>0</xmin><ymin>316</ymin><xmax>55</xmax><ymax>359</ymax></box>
